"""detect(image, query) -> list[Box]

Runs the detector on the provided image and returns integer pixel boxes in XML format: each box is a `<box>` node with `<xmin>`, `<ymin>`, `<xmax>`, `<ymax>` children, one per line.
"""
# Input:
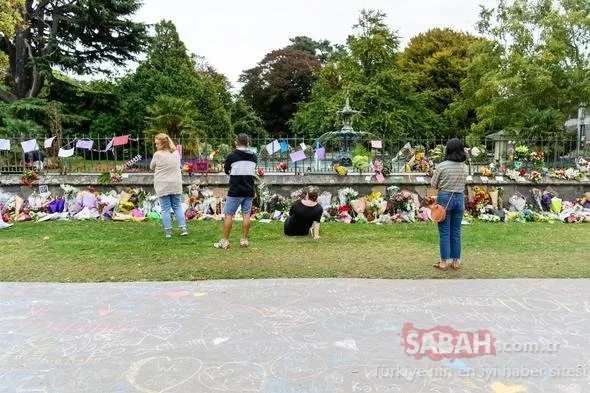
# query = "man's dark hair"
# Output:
<box><xmin>236</xmin><ymin>133</ymin><xmax>249</xmax><ymax>147</ymax></box>
<box><xmin>444</xmin><ymin>138</ymin><xmax>467</xmax><ymax>162</ymax></box>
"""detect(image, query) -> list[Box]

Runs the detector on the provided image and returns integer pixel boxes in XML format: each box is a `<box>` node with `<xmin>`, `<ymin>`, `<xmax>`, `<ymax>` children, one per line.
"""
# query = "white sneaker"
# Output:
<box><xmin>213</xmin><ymin>239</ymin><xmax>230</xmax><ymax>249</ymax></box>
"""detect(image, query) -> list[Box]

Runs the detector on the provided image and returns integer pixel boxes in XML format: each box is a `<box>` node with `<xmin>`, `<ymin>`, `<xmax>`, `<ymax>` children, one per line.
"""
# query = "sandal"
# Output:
<box><xmin>433</xmin><ymin>261</ymin><xmax>448</xmax><ymax>270</ymax></box>
<box><xmin>451</xmin><ymin>261</ymin><xmax>461</xmax><ymax>270</ymax></box>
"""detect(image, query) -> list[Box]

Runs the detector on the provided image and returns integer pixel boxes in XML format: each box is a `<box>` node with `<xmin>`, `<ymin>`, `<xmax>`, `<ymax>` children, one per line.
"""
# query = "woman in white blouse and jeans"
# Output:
<box><xmin>150</xmin><ymin>133</ymin><xmax>187</xmax><ymax>238</ymax></box>
<box><xmin>430</xmin><ymin>138</ymin><xmax>468</xmax><ymax>270</ymax></box>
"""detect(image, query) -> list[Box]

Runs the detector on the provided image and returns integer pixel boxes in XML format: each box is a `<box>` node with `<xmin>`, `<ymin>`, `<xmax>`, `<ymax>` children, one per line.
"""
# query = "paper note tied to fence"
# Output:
<box><xmin>290</xmin><ymin>150</ymin><xmax>306</xmax><ymax>162</ymax></box>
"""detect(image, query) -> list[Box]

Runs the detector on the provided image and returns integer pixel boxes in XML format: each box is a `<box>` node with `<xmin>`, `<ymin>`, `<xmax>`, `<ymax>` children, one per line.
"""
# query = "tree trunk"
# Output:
<box><xmin>13</xmin><ymin>31</ymin><xmax>31</xmax><ymax>99</ymax></box>
<box><xmin>10</xmin><ymin>30</ymin><xmax>45</xmax><ymax>101</ymax></box>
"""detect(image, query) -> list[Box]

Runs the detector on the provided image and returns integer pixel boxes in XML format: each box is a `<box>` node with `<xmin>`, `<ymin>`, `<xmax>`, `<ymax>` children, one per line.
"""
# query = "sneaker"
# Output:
<box><xmin>240</xmin><ymin>238</ymin><xmax>249</xmax><ymax>248</ymax></box>
<box><xmin>165</xmin><ymin>229</ymin><xmax>172</xmax><ymax>238</ymax></box>
<box><xmin>213</xmin><ymin>239</ymin><xmax>230</xmax><ymax>249</ymax></box>
<box><xmin>180</xmin><ymin>227</ymin><xmax>188</xmax><ymax>236</ymax></box>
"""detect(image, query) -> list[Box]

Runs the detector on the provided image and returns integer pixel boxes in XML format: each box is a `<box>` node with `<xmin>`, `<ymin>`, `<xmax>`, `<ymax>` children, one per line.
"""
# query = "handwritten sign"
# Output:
<box><xmin>370</xmin><ymin>140</ymin><xmax>382</xmax><ymax>149</ymax></box>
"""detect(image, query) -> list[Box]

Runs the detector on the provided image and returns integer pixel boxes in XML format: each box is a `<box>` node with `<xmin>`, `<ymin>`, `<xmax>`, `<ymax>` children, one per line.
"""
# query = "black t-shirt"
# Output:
<box><xmin>284</xmin><ymin>200</ymin><xmax>323</xmax><ymax>236</ymax></box>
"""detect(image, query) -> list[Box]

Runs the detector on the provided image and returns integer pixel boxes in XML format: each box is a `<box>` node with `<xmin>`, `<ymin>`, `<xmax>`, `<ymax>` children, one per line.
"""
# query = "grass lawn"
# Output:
<box><xmin>1</xmin><ymin>220</ymin><xmax>588</xmax><ymax>282</ymax></box>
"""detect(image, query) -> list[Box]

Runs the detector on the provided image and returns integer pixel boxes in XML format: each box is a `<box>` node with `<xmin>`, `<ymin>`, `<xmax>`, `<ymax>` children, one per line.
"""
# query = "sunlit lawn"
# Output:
<box><xmin>1</xmin><ymin>220</ymin><xmax>588</xmax><ymax>282</ymax></box>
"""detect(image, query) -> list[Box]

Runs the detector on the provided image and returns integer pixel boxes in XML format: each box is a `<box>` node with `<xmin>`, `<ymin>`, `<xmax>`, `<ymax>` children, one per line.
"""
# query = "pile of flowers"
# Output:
<box><xmin>2</xmin><ymin>181</ymin><xmax>589</xmax><ymax>228</ymax></box>
<box><xmin>184</xmin><ymin>184</ymin><xmax>220</xmax><ymax>220</ymax></box>
<box><xmin>548</xmin><ymin>168</ymin><xmax>586</xmax><ymax>181</ymax></box>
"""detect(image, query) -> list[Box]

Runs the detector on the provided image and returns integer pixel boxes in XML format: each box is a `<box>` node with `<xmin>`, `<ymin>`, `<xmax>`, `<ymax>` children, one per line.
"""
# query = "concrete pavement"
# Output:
<box><xmin>1</xmin><ymin>279</ymin><xmax>589</xmax><ymax>392</ymax></box>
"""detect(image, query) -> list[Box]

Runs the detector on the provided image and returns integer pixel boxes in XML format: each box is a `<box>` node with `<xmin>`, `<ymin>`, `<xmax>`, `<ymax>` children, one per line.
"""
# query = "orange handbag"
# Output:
<box><xmin>431</xmin><ymin>192</ymin><xmax>454</xmax><ymax>222</ymax></box>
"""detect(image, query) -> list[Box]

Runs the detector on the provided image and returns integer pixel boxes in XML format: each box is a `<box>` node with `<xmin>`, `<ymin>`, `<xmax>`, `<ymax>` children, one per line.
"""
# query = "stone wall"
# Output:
<box><xmin>1</xmin><ymin>172</ymin><xmax>588</xmax><ymax>203</ymax></box>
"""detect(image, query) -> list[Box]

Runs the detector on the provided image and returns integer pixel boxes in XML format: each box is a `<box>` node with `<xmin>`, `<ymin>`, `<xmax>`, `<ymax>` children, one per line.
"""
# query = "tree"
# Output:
<box><xmin>399</xmin><ymin>28</ymin><xmax>481</xmax><ymax>136</ymax></box>
<box><xmin>461</xmin><ymin>0</ymin><xmax>590</xmax><ymax>141</ymax></box>
<box><xmin>292</xmin><ymin>10</ymin><xmax>441</xmax><ymax>139</ymax></box>
<box><xmin>230</xmin><ymin>97</ymin><xmax>266</xmax><ymax>138</ymax></box>
<box><xmin>0</xmin><ymin>0</ymin><xmax>24</xmax><ymax>79</ymax></box>
<box><xmin>0</xmin><ymin>0</ymin><xmax>146</xmax><ymax>103</ymax></box>
<box><xmin>145</xmin><ymin>95</ymin><xmax>202</xmax><ymax>141</ymax></box>
<box><xmin>239</xmin><ymin>48</ymin><xmax>321</xmax><ymax>136</ymax></box>
<box><xmin>118</xmin><ymin>20</ymin><xmax>232</xmax><ymax>138</ymax></box>
<box><xmin>288</xmin><ymin>36</ymin><xmax>346</xmax><ymax>63</ymax></box>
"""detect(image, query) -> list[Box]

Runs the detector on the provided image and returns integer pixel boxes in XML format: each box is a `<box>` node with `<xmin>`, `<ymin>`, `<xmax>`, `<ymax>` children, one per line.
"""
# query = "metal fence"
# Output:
<box><xmin>0</xmin><ymin>134</ymin><xmax>587</xmax><ymax>174</ymax></box>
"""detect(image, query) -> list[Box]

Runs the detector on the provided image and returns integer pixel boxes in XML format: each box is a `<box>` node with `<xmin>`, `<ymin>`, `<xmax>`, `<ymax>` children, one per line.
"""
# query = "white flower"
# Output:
<box><xmin>565</xmin><ymin>168</ymin><xmax>578</xmax><ymax>180</ymax></box>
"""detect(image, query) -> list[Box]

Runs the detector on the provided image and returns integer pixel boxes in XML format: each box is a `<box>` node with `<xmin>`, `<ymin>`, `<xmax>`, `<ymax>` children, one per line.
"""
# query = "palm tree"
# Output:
<box><xmin>145</xmin><ymin>95</ymin><xmax>203</xmax><ymax>141</ymax></box>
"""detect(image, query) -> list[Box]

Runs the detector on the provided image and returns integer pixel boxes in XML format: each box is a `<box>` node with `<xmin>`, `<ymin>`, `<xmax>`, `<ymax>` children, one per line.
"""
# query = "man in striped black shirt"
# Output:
<box><xmin>214</xmin><ymin>133</ymin><xmax>258</xmax><ymax>249</ymax></box>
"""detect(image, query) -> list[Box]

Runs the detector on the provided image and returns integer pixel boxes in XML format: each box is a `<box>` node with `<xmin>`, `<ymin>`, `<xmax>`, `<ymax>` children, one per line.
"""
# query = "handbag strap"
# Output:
<box><xmin>443</xmin><ymin>192</ymin><xmax>454</xmax><ymax>209</ymax></box>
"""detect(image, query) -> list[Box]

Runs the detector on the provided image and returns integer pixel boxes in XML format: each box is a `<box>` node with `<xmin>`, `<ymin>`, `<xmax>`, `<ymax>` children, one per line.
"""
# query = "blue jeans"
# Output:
<box><xmin>223</xmin><ymin>196</ymin><xmax>253</xmax><ymax>216</ymax></box>
<box><xmin>436</xmin><ymin>192</ymin><xmax>464</xmax><ymax>261</ymax></box>
<box><xmin>159</xmin><ymin>194</ymin><xmax>186</xmax><ymax>230</ymax></box>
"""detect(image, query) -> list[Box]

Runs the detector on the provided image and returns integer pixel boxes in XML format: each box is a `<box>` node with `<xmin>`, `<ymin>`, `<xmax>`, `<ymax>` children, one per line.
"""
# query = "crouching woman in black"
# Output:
<box><xmin>284</xmin><ymin>187</ymin><xmax>323</xmax><ymax>239</ymax></box>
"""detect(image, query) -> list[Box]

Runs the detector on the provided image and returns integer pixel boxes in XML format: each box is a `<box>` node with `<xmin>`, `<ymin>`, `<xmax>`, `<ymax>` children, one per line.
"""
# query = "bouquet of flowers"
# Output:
<box><xmin>505</xmin><ymin>169</ymin><xmax>524</xmax><ymax>181</ymax></box>
<box><xmin>352</xmin><ymin>155</ymin><xmax>369</xmax><ymax>172</ymax></box>
<box><xmin>565</xmin><ymin>213</ymin><xmax>583</xmax><ymax>224</ymax></box>
<box><xmin>98</xmin><ymin>169</ymin><xmax>122</xmax><ymax>185</ymax></box>
<box><xmin>549</xmin><ymin>169</ymin><xmax>566</xmax><ymax>180</ymax></box>
<box><xmin>325</xmin><ymin>205</ymin><xmax>339</xmax><ymax>221</ymax></box>
<box><xmin>276</xmin><ymin>162</ymin><xmax>287</xmax><ymax>172</ymax></box>
<box><xmin>334</xmin><ymin>163</ymin><xmax>348</xmax><ymax>176</ymax></box>
<box><xmin>529</xmin><ymin>150</ymin><xmax>545</xmax><ymax>167</ymax></box>
<box><xmin>428</xmin><ymin>145</ymin><xmax>445</xmax><ymax>162</ymax></box>
<box><xmin>256</xmin><ymin>168</ymin><xmax>265</xmax><ymax>177</ymax></box>
<box><xmin>390</xmin><ymin>190</ymin><xmax>416</xmax><ymax>213</ymax></box>
<box><xmin>466</xmin><ymin>186</ymin><xmax>492</xmax><ymax>216</ymax></box>
<box><xmin>564</xmin><ymin>168</ymin><xmax>579</xmax><ymax>180</ymax></box>
<box><xmin>338</xmin><ymin>187</ymin><xmax>359</xmax><ymax>206</ymax></box>
<box><xmin>183</xmin><ymin>162</ymin><xmax>196</xmax><ymax>176</ymax></box>
<box><xmin>528</xmin><ymin>170</ymin><xmax>542</xmax><ymax>183</ymax></box>
<box><xmin>21</xmin><ymin>169</ymin><xmax>40</xmax><ymax>188</ymax></box>
<box><xmin>479</xmin><ymin>213</ymin><xmax>501</xmax><ymax>222</ymax></box>
<box><xmin>381</xmin><ymin>161</ymin><xmax>392</xmax><ymax>177</ymax></box>
<box><xmin>513</xmin><ymin>145</ymin><xmax>529</xmax><ymax>161</ymax></box>
<box><xmin>290</xmin><ymin>188</ymin><xmax>305</xmax><ymax>201</ymax></box>
<box><xmin>480</xmin><ymin>166</ymin><xmax>494</xmax><ymax>177</ymax></box>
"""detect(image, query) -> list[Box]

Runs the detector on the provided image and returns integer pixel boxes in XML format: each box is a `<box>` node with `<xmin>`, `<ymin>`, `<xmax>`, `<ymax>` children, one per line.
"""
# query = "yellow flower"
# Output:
<box><xmin>415</xmin><ymin>153</ymin><xmax>425</xmax><ymax>161</ymax></box>
<box><xmin>366</xmin><ymin>192</ymin><xmax>382</xmax><ymax>202</ymax></box>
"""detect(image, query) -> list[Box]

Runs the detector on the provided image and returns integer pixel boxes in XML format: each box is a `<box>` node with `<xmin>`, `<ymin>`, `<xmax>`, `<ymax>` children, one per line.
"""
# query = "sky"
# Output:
<box><xmin>131</xmin><ymin>0</ymin><xmax>498</xmax><ymax>90</ymax></box>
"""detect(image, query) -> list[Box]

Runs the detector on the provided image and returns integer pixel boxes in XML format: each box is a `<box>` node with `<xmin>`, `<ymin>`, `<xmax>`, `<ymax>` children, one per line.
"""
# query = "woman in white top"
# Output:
<box><xmin>150</xmin><ymin>133</ymin><xmax>187</xmax><ymax>238</ymax></box>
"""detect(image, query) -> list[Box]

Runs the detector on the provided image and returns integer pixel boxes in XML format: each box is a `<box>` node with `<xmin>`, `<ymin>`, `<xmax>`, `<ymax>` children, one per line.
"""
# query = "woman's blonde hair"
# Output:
<box><xmin>154</xmin><ymin>133</ymin><xmax>176</xmax><ymax>153</ymax></box>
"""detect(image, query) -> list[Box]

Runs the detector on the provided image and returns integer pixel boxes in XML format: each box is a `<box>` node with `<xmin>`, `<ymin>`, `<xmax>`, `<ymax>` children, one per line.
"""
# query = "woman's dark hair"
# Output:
<box><xmin>307</xmin><ymin>187</ymin><xmax>319</xmax><ymax>202</ymax></box>
<box><xmin>444</xmin><ymin>138</ymin><xmax>467</xmax><ymax>162</ymax></box>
